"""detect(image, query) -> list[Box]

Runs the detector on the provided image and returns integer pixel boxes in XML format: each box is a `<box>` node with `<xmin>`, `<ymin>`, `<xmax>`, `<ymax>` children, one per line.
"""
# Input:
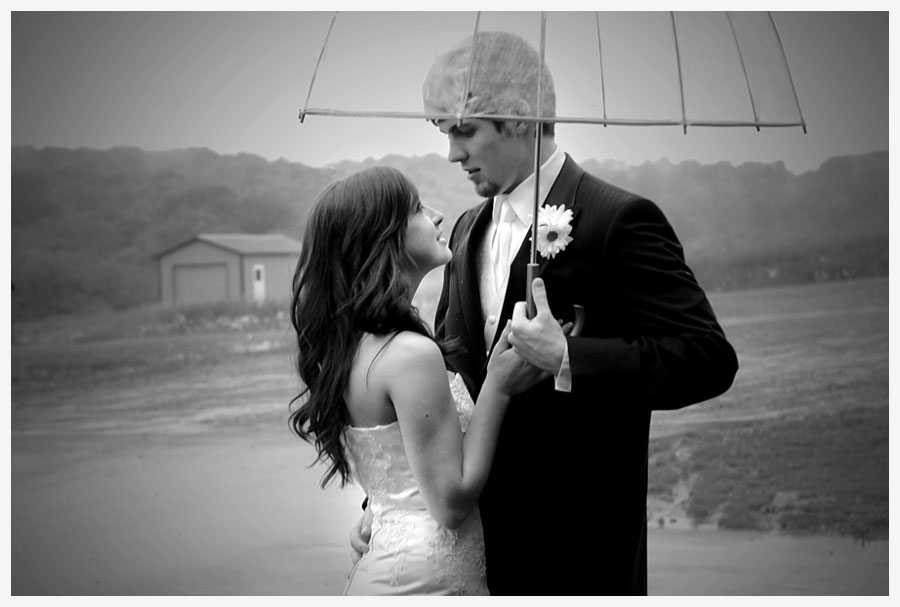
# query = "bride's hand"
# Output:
<box><xmin>486</xmin><ymin>321</ymin><xmax>551</xmax><ymax>396</ymax></box>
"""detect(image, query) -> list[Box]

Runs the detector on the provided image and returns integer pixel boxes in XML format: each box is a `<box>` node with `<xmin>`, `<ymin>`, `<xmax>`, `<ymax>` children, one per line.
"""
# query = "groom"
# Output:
<box><xmin>358</xmin><ymin>31</ymin><xmax>738</xmax><ymax>595</ymax></box>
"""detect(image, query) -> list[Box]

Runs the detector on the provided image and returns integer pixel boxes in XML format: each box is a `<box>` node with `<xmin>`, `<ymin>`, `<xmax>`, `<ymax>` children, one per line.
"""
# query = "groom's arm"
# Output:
<box><xmin>566</xmin><ymin>196</ymin><xmax>737</xmax><ymax>410</ymax></box>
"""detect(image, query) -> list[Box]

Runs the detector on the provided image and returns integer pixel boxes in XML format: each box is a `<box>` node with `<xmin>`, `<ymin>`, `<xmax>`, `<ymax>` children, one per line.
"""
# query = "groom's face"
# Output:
<box><xmin>435</xmin><ymin>118</ymin><xmax>533</xmax><ymax>198</ymax></box>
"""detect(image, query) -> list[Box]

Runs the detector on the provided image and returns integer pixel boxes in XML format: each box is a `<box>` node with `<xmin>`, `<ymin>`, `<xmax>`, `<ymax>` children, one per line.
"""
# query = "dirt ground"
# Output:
<box><xmin>11</xmin><ymin>278</ymin><xmax>889</xmax><ymax>596</ymax></box>
<box><xmin>11</xmin><ymin>429</ymin><xmax>888</xmax><ymax>596</ymax></box>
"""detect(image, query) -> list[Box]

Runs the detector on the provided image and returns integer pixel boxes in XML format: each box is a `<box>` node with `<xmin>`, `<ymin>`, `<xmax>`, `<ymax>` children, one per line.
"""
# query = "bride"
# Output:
<box><xmin>289</xmin><ymin>166</ymin><xmax>545</xmax><ymax>595</ymax></box>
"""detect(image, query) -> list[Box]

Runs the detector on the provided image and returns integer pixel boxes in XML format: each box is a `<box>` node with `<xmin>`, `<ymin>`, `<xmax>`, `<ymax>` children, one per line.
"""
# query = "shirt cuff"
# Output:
<box><xmin>554</xmin><ymin>342</ymin><xmax>572</xmax><ymax>393</ymax></box>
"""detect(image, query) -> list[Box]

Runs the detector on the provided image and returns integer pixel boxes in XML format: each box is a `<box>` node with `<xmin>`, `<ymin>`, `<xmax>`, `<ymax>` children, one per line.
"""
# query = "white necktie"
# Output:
<box><xmin>490</xmin><ymin>198</ymin><xmax>518</xmax><ymax>295</ymax></box>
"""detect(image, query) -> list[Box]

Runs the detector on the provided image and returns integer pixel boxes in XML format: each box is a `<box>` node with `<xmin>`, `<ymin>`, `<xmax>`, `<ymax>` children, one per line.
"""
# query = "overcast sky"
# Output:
<box><xmin>9</xmin><ymin>9</ymin><xmax>890</xmax><ymax>174</ymax></box>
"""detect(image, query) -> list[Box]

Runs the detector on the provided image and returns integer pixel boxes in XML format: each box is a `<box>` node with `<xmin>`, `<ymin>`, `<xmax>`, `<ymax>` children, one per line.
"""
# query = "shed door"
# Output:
<box><xmin>173</xmin><ymin>263</ymin><xmax>229</xmax><ymax>305</ymax></box>
<box><xmin>252</xmin><ymin>264</ymin><xmax>266</xmax><ymax>304</ymax></box>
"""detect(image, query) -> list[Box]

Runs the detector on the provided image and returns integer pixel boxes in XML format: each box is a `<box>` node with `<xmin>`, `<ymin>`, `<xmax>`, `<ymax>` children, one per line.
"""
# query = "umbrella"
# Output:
<box><xmin>298</xmin><ymin>11</ymin><xmax>806</xmax><ymax>324</ymax></box>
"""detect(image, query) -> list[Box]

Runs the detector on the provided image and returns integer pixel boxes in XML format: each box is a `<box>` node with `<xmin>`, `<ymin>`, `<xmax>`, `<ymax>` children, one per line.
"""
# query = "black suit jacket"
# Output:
<box><xmin>435</xmin><ymin>154</ymin><xmax>738</xmax><ymax>595</ymax></box>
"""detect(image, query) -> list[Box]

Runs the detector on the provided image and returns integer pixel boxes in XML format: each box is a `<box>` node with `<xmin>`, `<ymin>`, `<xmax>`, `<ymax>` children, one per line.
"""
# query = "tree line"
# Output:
<box><xmin>11</xmin><ymin>145</ymin><xmax>888</xmax><ymax>319</ymax></box>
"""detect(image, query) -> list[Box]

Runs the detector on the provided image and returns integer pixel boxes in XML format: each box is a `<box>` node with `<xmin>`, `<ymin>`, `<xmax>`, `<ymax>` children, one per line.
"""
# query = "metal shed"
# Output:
<box><xmin>157</xmin><ymin>233</ymin><xmax>303</xmax><ymax>307</ymax></box>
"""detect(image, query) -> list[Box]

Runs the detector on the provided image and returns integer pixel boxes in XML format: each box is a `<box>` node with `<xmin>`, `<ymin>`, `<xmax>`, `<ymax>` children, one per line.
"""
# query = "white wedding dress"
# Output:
<box><xmin>342</xmin><ymin>373</ymin><xmax>489</xmax><ymax>595</ymax></box>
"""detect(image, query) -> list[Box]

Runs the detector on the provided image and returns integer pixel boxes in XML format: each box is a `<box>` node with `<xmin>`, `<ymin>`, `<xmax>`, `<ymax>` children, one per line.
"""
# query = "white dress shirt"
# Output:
<box><xmin>478</xmin><ymin>146</ymin><xmax>572</xmax><ymax>392</ymax></box>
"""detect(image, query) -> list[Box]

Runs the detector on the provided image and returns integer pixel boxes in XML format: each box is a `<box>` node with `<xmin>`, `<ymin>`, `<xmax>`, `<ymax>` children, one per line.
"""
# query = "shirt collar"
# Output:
<box><xmin>492</xmin><ymin>146</ymin><xmax>566</xmax><ymax>226</ymax></box>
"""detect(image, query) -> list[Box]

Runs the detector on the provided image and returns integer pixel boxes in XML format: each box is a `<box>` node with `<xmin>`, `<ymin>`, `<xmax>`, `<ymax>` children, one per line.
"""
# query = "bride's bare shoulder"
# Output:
<box><xmin>347</xmin><ymin>331</ymin><xmax>444</xmax><ymax>424</ymax></box>
<box><xmin>379</xmin><ymin>331</ymin><xmax>442</xmax><ymax>368</ymax></box>
<box><xmin>359</xmin><ymin>331</ymin><xmax>440</xmax><ymax>384</ymax></box>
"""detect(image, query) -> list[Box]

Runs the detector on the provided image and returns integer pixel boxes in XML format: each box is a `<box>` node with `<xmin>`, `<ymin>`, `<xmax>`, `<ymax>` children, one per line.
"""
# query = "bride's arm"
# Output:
<box><xmin>376</xmin><ymin>328</ymin><xmax>533</xmax><ymax>530</ymax></box>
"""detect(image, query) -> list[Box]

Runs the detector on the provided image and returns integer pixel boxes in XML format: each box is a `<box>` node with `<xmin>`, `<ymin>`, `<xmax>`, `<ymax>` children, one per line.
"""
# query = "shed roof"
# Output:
<box><xmin>157</xmin><ymin>233</ymin><xmax>303</xmax><ymax>258</ymax></box>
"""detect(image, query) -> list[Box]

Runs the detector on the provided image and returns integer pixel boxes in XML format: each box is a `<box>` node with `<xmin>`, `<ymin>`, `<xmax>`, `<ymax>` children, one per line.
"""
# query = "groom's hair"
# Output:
<box><xmin>422</xmin><ymin>30</ymin><xmax>556</xmax><ymax>137</ymax></box>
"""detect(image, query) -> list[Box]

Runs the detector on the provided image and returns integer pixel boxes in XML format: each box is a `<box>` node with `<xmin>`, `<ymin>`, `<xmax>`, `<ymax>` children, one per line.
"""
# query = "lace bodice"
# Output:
<box><xmin>342</xmin><ymin>372</ymin><xmax>487</xmax><ymax>595</ymax></box>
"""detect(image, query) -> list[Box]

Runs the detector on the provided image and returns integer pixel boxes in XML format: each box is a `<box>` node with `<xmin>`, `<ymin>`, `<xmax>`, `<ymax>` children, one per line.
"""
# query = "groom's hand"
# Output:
<box><xmin>349</xmin><ymin>507</ymin><xmax>373</xmax><ymax>566</ymax></box>
<box><xmin>509</xmin><ymin>278</ymin><xmax>567</xmax><ymax>374</ymax></box>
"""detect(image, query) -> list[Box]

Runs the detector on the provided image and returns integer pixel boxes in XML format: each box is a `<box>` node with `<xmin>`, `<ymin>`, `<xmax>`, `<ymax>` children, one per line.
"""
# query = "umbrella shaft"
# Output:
<box><xmin>530</xmin><ymin>126</ymin><xmax>542</xmax><ymax>266</ymax></box>
<box><xmin>527</xmin><ymin>120</ymin><xmax>543</xmax><ymax>319</ymax></box>
<box><xmin>526</xmin><ymin>264</ymin><xmax>539</xmax><ymax>319</ymax></box>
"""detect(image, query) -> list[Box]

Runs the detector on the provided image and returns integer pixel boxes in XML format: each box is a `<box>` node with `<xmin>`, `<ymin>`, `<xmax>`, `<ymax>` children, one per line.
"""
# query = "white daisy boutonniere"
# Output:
<box><xmin>536</xmin><ymin>204</ymin><xmax>574</xmax><ymax>259</ymax></box>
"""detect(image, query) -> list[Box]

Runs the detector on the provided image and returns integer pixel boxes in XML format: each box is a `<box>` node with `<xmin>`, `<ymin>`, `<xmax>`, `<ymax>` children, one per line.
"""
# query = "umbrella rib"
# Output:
<box><xmin>669</xmin><ymin>12</ymin><xmax>688</xmax><ymax>134</ymax></box>
<box><xmin>594</xmin><ymin>12</ymin><xmax>608</xmax><ymax>125</ymax></box>
<box><xmin>300</xmin><ymin>108</ymin><xmax>806</xmax><ymax>129</ymax></box>
<box><xmin>768</xmin><ymin>12</ymin><xmax>808</xmax><ymax>134</ymax></box>
<box><xmin>299</xmin><ymin>11</ymin><xmax>338</xmax><ymax>123</ymax></box>
<box><xmin>725</xmin><ymin>12</ymin><xmax>761</xmax><ymax>132</ymax></box>
<box><xmin>458</xmin><ymin>11</ymin><xmax>483</xmax><ymax>123</ymax></box>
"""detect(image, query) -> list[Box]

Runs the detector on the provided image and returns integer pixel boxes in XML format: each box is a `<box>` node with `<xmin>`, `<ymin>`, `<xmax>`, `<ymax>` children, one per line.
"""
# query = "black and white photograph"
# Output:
<box><xmin>9</xmin><ymin>7</ymin><xmax>890</xmax><ymax>596</ymax></box>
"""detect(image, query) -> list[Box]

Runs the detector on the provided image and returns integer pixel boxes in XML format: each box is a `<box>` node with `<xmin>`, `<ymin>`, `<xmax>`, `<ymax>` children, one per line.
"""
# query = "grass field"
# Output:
<box><xmin>10</xmin><ymin>276</ymin><xmax>889</xmax><ymax>594</ymax></box>
<box><xmin>645</xmin><ymin>278</ymin><xmax>889</xmax><ymax>541</ymax></box>
<box><xmin>12</xmin><ymin>276</ymin><xmax>889</xmax><ymax>533</ymax></box>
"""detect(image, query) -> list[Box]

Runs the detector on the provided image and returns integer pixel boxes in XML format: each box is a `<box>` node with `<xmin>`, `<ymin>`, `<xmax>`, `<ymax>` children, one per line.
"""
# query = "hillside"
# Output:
<box><xmin>10</xmin><ymin>145</ymin><xmax>888</xmax><ymax>319</ymax></box>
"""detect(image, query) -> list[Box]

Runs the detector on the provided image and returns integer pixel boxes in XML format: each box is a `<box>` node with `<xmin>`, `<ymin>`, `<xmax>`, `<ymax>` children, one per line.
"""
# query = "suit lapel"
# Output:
<box><xmin>456</xmin><ymin>199</ymin><xmax>494</xmax><ymax>364</ymax></box>
<box><xmin>493</xmin><ymin>155</ymin><xmax>585</xmax><ymax>348</ymax></box>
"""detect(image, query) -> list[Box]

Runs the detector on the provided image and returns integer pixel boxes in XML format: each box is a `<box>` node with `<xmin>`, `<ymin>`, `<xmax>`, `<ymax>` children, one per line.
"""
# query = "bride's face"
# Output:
<box><xmin>404</xmin><ymin>197</ymin><xmax>452</xmax><ymax>273</ymax></box>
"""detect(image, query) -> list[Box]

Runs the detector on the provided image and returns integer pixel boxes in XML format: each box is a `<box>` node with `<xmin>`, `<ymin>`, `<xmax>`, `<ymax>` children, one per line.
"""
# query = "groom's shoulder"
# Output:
<box><xmin>568</xmin><ymin>162</ymin><xmax>666</xmax><ymax>228</ymax></box>
<box><xmin>575</xmin><ymin>166</ymin><xmax>645</xmax><ymax>207</ymax></box>
<box><xmin>558</xmin><ymin>155</ymin><xmax>643</xmax><ymax>209</ymax></box>
<box><xmin>452</xmin><ymin>198</ymin><xmax>491</xmax><ymax>232</ymax></box>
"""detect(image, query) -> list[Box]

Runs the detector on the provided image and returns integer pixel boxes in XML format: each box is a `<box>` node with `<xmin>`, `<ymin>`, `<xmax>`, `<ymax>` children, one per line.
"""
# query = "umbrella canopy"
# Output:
<box><xmin>300</xmin><ymin>11</ymin><xmax>806</xmax><ymax>131</ymax></box>
<box><xmin>298</xmin><ymin>11</ymin><xmax>807</xmax><ymax>320</ymax></box>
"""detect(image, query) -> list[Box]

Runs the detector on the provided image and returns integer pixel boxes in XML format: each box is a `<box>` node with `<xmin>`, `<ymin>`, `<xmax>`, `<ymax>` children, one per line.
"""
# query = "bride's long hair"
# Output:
<box><xmin>289</xmin><ymin>166</ymin><xmax>438</xmax><ymax>488</ymax></box>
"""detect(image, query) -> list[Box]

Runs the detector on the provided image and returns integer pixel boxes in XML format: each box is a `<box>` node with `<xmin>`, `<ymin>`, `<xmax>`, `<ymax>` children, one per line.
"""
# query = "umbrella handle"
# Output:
<box><xmin>570</xmin><ymin>305</ymin><xmax>586</xmax><ymax>337</ymax></box>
